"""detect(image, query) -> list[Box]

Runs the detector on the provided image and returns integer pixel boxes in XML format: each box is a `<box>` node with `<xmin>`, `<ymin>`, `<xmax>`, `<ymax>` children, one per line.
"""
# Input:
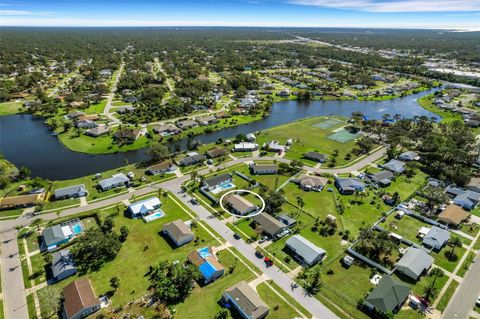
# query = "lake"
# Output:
<box><xmin>0</xmin><ymin>88</ymin><xmax>440</xmax><ymax>180</ymax></box>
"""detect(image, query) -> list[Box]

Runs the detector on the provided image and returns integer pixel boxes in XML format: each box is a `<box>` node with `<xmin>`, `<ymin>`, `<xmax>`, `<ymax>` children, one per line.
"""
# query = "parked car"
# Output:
<box><xmin>258</xmin><ymin>236</ymin><xmax>268</xmax><ymax>244</ymax></box>
<box><xmin>190</xmin><ymin>198</ymin><xmax>199</xmax><ymax>205</ymax></box>
<box><xmin>233</xmin><ymin>233</ymin><xmax>241</xmax><ymax>240</ymax></box>
<box><xmin>264</xmin><ymin>257</ymin><xmax>273</xmax><ymax>267</ymax></box>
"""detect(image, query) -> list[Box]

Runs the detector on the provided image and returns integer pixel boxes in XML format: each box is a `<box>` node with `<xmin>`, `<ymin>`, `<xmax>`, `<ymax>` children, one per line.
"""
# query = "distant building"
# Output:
<box><xmin>84</xmin><ymin>125</ymin><xmax>110</xmax><ymax>137</ymax></box>
<box><xmin>304</xmin><ymin>151</ymin><xmax>328</xmax><ymax>163</ymax></box>
<box><xmin>196</xmin><ymin>115</ymin><xmax>218</xmax><ymax>126</ymax></box>
<box><xmin>147</xmin><ymin>161</ymin><xmax>176</xmax><ymax>175</ymax></box>
<box><xmin>206</xmin><ymin>147</ymin><xmax>228</xmax><ymax>158</ymax></box>
<box><xmin>222</xmin><ymin>281</ymin><xmax>269</xmax><ymax>319</ymax></box>
<box><xmin>116</xmin><ymin>106</ymin><xmax>135</xmax><ymax>114</ymax></box>
<box><xmin>54</xmin><ymin>184</ymin><xmax>88</xmax><ymax>200</ymax></box>
<box><xmin>153</xmin><ymin>123</ymin><xmax>181</xmax><ymax>135</ymax></box>
<box><xmin>176</xmin><ymin>119</ymin><xmax>198</xmax><ymax>130</ymax></box>
<box><xmin>285</xmin><ymin>235</ymin><xmax>326</xmax><ymax>266</ymax></box>
<box><xmin>178</xmin><ymin>152</ymin><xmax>204</xmax><ymax>167</ymax></box>
<box><xmin>398</xmin><ymin>151</ymin><xmax>419</xmax><ymax>161</ymax></box>
<box><xmin>97</xmin><ymin>173</ymin><xmax>129</xmax><ymax>191</ymax></box>
<box><xmin>188</xmin><ymin>247</ymin><xmax>224</xmax><ymax>284</ymax></box>
<box><xmin>382</xmin><ymin>159</ymin><xmax>406</xmax><ymax>174</ymax></box>
<box><xmin>233</xmin><ymin>143</ymin><xmax>258</xmax><ymax>152</ymax></box>
<box><xmin>250</xmin><ymin>163</ymin><xmax>279</xmax><ymax>175</ymax></box>
<box><xmin>63</xmin><ymin>278</ymin><xmax>101</xmax><ymax>319</ymax></box>
<box><xmin>113</xmin><ymin>128</ymin><xmax>142</xmax><ymax>142</ymax></box>
<box><xmin>163</xmin><ymin>219</ymin><xmax>194</xmax><ymax>247</ymax></box>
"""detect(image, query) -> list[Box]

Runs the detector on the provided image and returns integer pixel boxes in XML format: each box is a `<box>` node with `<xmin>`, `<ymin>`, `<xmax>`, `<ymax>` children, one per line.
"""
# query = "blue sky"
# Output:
<box><xmin>1</xmin><ymin>0</ymin><xmax>479</xmax><ymax>29</ymax></box>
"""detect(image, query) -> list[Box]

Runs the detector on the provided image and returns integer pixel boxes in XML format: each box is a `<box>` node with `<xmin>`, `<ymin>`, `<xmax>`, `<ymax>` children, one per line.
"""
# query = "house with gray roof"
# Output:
<box><xmin>203</xmin><ymin>174</ymin><xmax>232</xmax><ymax>191</ymax></box>
<box><xmin>304</xmin><ymin>151</ymin><xmax>328</xmax><ymax>163</ymax></box>
<box><xmin>250</xmin><ymin>164</ymin><xmax>279</xmax><ymax>175</ymax></box>
<box><xmin>294</xmin><ymin>174</ymin><xmax>328</xmax><ymax>192</ymax></box>
<box><xmin>367</xmin><ymin>171</ymin><xmax>394</xmax><ymax>187</ymax></box>
<box><xmin>97</xmin><ymin>173</ymin><xmax>129</xmax><ymax>191</ymax></box>
<box><xmin>395</xmin><ymin>247</ymin><xmax>434</xmax><ymax>280</ymax></box>
<box><xmin>225</xmin><ymin>194</ymin><xmax>257</xmax><ymax>216</ymax></box>
<box><xmin>382</xmin><ymin>159</ymin><xmax>406</xmax><ymax>174</ymax></box>
<box><xmin>178</xmin><ymin>152</ymin><xmax>204</xmax><ymax>167</ymax></box>
<box><xmin>277</xmin><ymin>215</ymin><xmax>297</xmax><ymax>228</ymax></box>
<box><xmin>364</xmin><ymin>276</ymin><xmax>410</xmax><ymax>314</ymax></box>
<box><xmin>398</xmin><ymin>151</ymin><xmax>419</xmax><ymax>161</ymax></box>
<box><xmin>285</xmin><ymin>235</ymin><xmax>326</xmax><ymax>266</ymax></box>
<box><xmin>253</xmin><ymin>213</ymin><xmax>286</xmax><ymax>239</ymax></box>
<box><xmin>163</xmin><ymin>219</ymin><xmax>194</xmax><ymax>247</ymax></box>
<box><xmin>222</xmin><ymin>281</ymin><xmax>269</xmax><ymax>319</ymax></box>
<box><xmin>422</xmin><ymin>226</ymin><xmax>450</xmax><ymax>251</ymax></box>
<box><xmin>84</xmin><ymin>125</ymin><xmax>110</xmax><ymax>137</ymax></box>
<box><xmin>51</xmin><ymin>249</ymin><xmax>77</xmax><ymax>282</ymax></box>
<box><xmin>335</xmin><ymin>177</ymin><xmax>365</xmax><ymax>194</ymax></box>
<box><xmin>54</xmin><ymin>184</ymin><xmax>88</xmax><ymax>200</ymax></box>
<box><xmin>176</xmin><ymin>119</ymin><xmax>198</xmax><ymax>130</ymax></box>
<box><xmin>42</xmin><ymin>225</ymin><xmax>68</xmax><ymax>251</ymax></box>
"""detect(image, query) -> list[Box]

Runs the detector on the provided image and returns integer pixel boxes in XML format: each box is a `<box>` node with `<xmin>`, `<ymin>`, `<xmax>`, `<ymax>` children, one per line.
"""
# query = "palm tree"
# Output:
<box><xmin>31</xmin><ymin>218</ymin><xmax>43</xmax><ymax>231</ymax></box>
<box><xmin>302</xmin><ymin>270</ymin><xmax>323</xmax><ymax>295</ymax></box>
<box><xmin>449</xmin><ymin>237</ymin><xmax>463</xmax><ymax>255</ymax></box>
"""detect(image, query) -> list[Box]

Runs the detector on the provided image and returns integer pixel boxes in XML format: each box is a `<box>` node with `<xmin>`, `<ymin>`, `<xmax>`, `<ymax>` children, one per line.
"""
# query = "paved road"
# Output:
<box><xmin>103</xmin><ymin>62</ymin><xmax>125</xmax><ymax>124</ymax></box>
<box><xmin>161</xmin><ymin>178</ymin><xmax>339</xmax><ymax>319</ymax></box>
<box><xmin>443</xmin><ymin>251</ymin><xmax>480</xmax><ymax>319</ymax></box>
<box><xmin>0</xmin><ymin>148</ymin><xmax>386</xmax><ymax>318</ymax></box>
<box><xmin>1</xmin><ymin>229</ymin><xmax>29</xmax><ymax>319</ymax></box>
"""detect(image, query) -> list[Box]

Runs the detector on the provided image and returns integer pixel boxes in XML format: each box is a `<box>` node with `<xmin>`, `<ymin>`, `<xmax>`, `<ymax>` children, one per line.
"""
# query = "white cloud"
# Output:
<box><xmin>0</xmin><ymin>10</ymin><xmax>52</xmax><ymax>16</ymax></box>
<box><xmin>289</xmin><ymin>0</ymin><xmax>480</xmax><ymax>12</ymax></box>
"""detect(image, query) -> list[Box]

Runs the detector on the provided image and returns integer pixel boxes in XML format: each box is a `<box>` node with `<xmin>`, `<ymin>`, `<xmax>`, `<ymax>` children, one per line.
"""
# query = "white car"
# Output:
<box><xmin>476</xmin><ymin>295</ymin><xmax>480</xmax><ymax>307</ymax></box>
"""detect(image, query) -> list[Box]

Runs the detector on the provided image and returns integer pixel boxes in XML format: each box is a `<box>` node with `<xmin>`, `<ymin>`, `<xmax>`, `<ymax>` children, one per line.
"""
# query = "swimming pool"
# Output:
<box><xmin>71</xmin><ymin>224</ymin><xmax>83</xmax><ymax>234</ymax></box>
<box><xmin>142</xmin><ymin>210</ymin><xmax>166</xmax><ymax>223</ymax></box>
<box><xmin>211</xmin><ymin>182</ymin><xmax>235</xmax><ymax>194</ymax></box>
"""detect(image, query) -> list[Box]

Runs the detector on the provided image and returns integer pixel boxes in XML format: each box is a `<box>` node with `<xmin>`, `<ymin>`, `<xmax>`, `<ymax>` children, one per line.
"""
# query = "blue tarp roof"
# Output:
<box><xmin>199</xmin><ymin>261</ymin><xmax>217</xmax><ymax>279</ymax></box>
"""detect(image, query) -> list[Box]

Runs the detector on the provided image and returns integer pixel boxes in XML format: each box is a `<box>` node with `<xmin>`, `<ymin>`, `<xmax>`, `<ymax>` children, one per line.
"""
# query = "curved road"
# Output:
<box><xmin>0</xmin><ymin>147</ymin><xmax>386</xmax><ymax>319</ymax></box>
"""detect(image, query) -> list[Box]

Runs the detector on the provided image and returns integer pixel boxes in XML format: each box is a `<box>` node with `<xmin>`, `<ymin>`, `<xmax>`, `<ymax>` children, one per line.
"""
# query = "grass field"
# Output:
<box><xmin>0</xmin><ymin>101</ymin><xmax>24</xmax><ymax>115</ymax></box>
<box><xmin>436</xmin><ymin>280</ymin><xmax>459</xmax><ymax>312</ymax></box>
<box><xmin>83</xmin><ymin>100</ymin><xmax>107</xmax><ymax>114</ymax></box>
<box><xmin>256</xmin><ymin>116</ymin><xmax>361</xmax><ymax>167</ymax></box>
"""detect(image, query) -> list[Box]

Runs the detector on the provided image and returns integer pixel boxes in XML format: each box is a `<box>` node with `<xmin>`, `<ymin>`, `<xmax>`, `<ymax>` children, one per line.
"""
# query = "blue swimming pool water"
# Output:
<box><xmin>143</xmin><ymin>211</ymin><xmax>165</xmax><ymax>222</ymax></box>
<box><xmin>71</xmin><ymin>224</ymin><xmax>83</xmax><ymax>234</ymax></box>
<box><xmin>220</xmin><ymin>183</ymin><xmax>234</xmax><ymax>190</ymax></box>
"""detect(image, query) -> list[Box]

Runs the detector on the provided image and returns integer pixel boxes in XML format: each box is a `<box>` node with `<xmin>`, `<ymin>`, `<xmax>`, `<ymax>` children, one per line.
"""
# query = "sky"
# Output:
<box><xmin>1</xmin><ymin>0</ymin><xmax>480</xmax><ymax>29</ymax></box>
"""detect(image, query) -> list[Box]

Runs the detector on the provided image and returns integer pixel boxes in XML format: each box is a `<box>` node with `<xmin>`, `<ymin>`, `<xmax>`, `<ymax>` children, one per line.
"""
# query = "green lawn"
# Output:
<box><xmin>30</xmin><ymin>253</ymin><xmax>47</xmax><ymax>286</ymax></box>
<box><xmin>257</xmin><ymin>281</ymin><xmax>306</xmax><ymax>319</ymax></box>
<box><xmin>457</xmin><ymin>251</ymin><xmax>476</xmax><ymax>277</ymax></box>
<box><xmin>83</xmin><ymin>100</ymin><xmax>107</xmax><ymax>114</ymax></box>
<box><xmin>432</xmin><ymin>246</ymin><xmax>467</xmax><ymax>273</ymax></box>
<box><xmin>411</xmin><ymin>270</ymin><xmax>449</xmax><ymax>302</ymax></box>
<box><xmin>0</xmin><ymin>101</ymin><xmax>24</xmax><ymax>115</ymax></box>
<box><xmin>417</xmin><ymin>94</ymin><xmax>463</xmax><ymax>124</ymax></box>
<box><xmin>256</xmin><ymin>116</ymin><xmax>361</xmax><ymax>167</ymax></box>
<box><xmin>436</xmin><ymin>280</ymin><xmax>459</xmax><ymax>312</ymax></box>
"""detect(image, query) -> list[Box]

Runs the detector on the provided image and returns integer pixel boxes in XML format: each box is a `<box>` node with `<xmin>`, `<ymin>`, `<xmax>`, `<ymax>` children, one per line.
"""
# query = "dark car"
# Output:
<box><xmin>190</xmin><ymin>198</ymin><xmax>199</xmax><ymax>205</ymax></box>
<box><xmin>233</xmin><ymin>233</ymin><xmax>241</xmax><ymax>240</ymax></box>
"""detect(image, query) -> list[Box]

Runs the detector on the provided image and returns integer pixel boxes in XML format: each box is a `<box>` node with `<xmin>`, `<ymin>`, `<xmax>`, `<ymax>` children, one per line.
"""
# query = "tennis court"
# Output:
<box><xmin>327</xmin><ymin>130</ymin><xmax>359</xmax><ymax>143</ymax></box>
<box><xmin>312</xmin><ymin>118</ymin><xmax>344</xmax><ymax>129</ymax></box>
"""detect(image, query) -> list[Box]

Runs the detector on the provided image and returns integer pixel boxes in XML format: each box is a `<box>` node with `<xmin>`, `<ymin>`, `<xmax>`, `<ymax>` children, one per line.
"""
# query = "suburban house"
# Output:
<box><xmin>206</xmin><ymin>147</ymin><xmax>228</xmax><ymax>158</ymax></box>
<box><xmin>438</xmin><ymin>205</ymin><xmax>470</xmax><ymax>227</ymax></box>
<box><xmin>127</xmin><ymin>197</ymin><xmax>161</xmax><ymax>218</ymax></box>
<box><xmin>394</xmin><ymin>247</ymin><xmax>434</xmax><ymax>280</ymax></box>
<box><xmin>250</xmin><ymin>163</ymin><xmax>279</xmax><ymax>175</ymax></box>
<box><xmin>233</xmin><ymin>142</ymin><xmax>259</xmax><ymax>152</ymax></box>
<box><xmin>222</xmin><ymin>281</ymin><xmax>269</xmax><ymax>319</ymax></box>
<box><xmin>285</xmin><ymin>235</ymin><xmax>326</xmax><ymax>266</ymax></box>
<box><xmin>367</xmin><ymin>171</ymin><xmax>394</xmax><ymax>187</ymax></box>
<box><xmin>67</xmin><ymin>111</ymin><xmax>85</xmax><ymax>120</ymax></box>
<box><xmin>422</xmin><ymin>226</ymin><xmax>450</xmax><ymax>251</ymax></box>
<box><xmin>97</xmin><ymin>173</ymin><xmax>130</xmax><ymax>191</ymax></box>
<box><xmin>176</xmin><ymin>119</ymin><xmax>198</xmax><ymax>130</ymax></box>
<box><xmin>54</xmin><ymin>184</ymin><xmax>88</xmax><ymax>200</ymax></box>
<box><xmin>84</xmin><ymin>125</ymin><xmax>110</xmax><ymax>137</ymax></box>
<box><xmin>0</xmin><ymin>192</ymin><xmax>46</xmax><ymax>209</ymax></box>
<box><xmin>113</xmin><ymin>128</ymin><xmax>142</xmax><ymax>142</ymax></box>
<box><xmin>445</xmin><ymin>185</ymin><xmax>480</xmax><ymax>210</ymax></box>
<box><xmin>116</xmin><ymin>106</ymin><xmax>135</xmax><ymax>114</ymax></box>
<box><xmin>152</xmin><ymin>123</ymin><xmax>181</xmax><ymax>135</ymax></box>
<box><xmin>188</xmin><ymin>247</ymin><xmax>225</xmax><ymax>284</ymax></box>
<box><xmin>51</xmin><ymin>249</ymin><xmax>77</xmax><ymax>282</ymax></box>
<box><xmin>277</xmin><ymin>215</ymin><xmax>297</xmax><ymax>228</ymax></box>
<box><xmin>398</xmin><ymin>151</ymin><xmax>419</xmax><ymax>161</ymax></box>
<box><xmin>382</xmin><ymin>159</ymin><xmax>406</xmax><ymax>174</ymax></box>
<box><xmin>267</xmin><ymin>141</ymin><xmax>285</xmax><ymax>153</ymax></box>
<box><xmin>224</xmin><ymin>194</ymin><xmax>257</xmax><ymax>216</ymax></box>
<box><xmin>364</xmin><ymin>276</ymin><xmax>411</xmax><ymax>315</ymax></box>
<box><xmin>162</xmin><ymin>219</ymin><xmax>194</xmax><ymax>247</ymax></box>
<box><xmin>304</xmin><ymin>151</ymin><xmax>328</xmax><ymax>163</ymax></box>
<box><xmin>63</xmin><ymin>278</ymin><xmax>101</xmax><ymax>319</ymax></box>
<box><xmin>335</xmin><ymin>177</ymin><xmax>365</xmax><ymax>195</ymax></box>
<box><xmin>466</xmin><ymin>177</ymin><xmax>480</xmax><ymax>193</ymax></box>
<box><xmin>246</xmin><ymin>133</ymin><xmax>256</xmax><ymax>142</ymax></box>
<box><xmin>76</xmin><ymin>120</ymin><xmax>97</xmax><ymax>129</ymax></box>
<box><xmin>147</xmin><ymin>161</ymin><xmax>176</xmax><ymax>175</ymax></box>
<box><xmin>178</xmin><ymin>152</ymin><xmax>204</xmax><ymax>167</ymax></box>
<box><xmin>203</xmin><ymin>174</ymin><xmax>232</xmax><ymax>191</ymax></box>
<box><xmin>196</xmin><ymin>115</ymin><xmax>218</xmax><ymax>126</ymax></box>
<box><xmin>42</xmin><ymin>220</ymin><xmax>84</xmax><ymax>251</ymax></box>
<box><xmin>252</xmin><ymin>212</ymin><xmax>287</xmax><ymax>239</ymax></box>
<box><xmin>294</xmin><ymin>174</ymin><xmax>328</xmax><ymax>192</ymax></box>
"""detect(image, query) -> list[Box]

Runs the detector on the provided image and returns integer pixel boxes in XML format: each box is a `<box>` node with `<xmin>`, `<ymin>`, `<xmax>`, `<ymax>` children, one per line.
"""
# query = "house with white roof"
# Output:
<box><xmin>127</xmin><ymin>197</ymin><xmax>161</xmax><ymax>218</ymax></box>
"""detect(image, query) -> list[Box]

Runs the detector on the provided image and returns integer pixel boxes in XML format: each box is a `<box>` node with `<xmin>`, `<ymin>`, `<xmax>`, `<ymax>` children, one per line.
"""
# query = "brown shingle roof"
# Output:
<box><xmin>0</xmin><ymin>192</ymin><xmax>45</xmax><ymax>208</ymax></box>
<box><xmin>63</xmin><ymin>278</ymin><xmax>100</xmax><ymax>319</ymax></box>
<box><xmin>223</xmin><ymin>281</ymin><xmax>269</xmax><ymax>319</ymax></box>
<box><xmin>438</xmin><ymin>205</ymin><xmax>470</xmax><ymax>226</ymax></box>
<box><xmin>163</xmin><ymin>219</ymin><xmax>193</xmax><ymax>243</ymax></box>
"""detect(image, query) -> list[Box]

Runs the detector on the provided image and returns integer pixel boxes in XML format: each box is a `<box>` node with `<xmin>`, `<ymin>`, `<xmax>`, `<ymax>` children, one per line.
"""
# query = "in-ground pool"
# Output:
<box><xmin>71</xmin><ymin>224</ymin><xmax>83</xmax><ymax>234</ymax></box>
<box><xmin>211</xmin><ymin>182</ymin><xmax>236</xmax><ymax>194</ymax></box>
<box><xmin>142</xmin><ymin>210</ymin><xmax>166</xmax><ymax>223</ymax></box>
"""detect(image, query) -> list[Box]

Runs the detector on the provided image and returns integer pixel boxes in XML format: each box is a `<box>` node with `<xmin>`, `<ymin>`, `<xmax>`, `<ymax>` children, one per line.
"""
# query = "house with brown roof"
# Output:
<box><xmin>152</xmin><ymin>123</ymin><xmax>181</xmax><ymax>135</ymax></box>
<box><xmin>206</xmin><ymin>147</ymin><xmax>228</xmax><ymax>158</ymax></box>
<box><xmin>0</xmin><ymin>192</ymin><xmax>45</xmax><ymax>209</ymax></box>
<box><xmin>62</xmin><ymin>278</ymin><xmax>101</xmax><ymax>319</ymax></box>
<box><xmin>196</xmin><ymin>115</ymin><xmax>218</xmax><ymax>126</ymax></box>
<box><xmin>222</xmin><ymin>281</ymin><xmax>269</xmax><ymax>319</ymax></box>
<box><xmin>224</xmin><ymin>194</ymin><xmax>257</xmax><ymax>216</ymax></box>
<box><xmin>253</xmin><ymin>213</ymin><xmax>286</xmax><ymax>239</ymax></box>
<box><xmin>163</xmin><ymin>219</ymin><xmax>194</xmax><ymax>247</ymax></box>
<box><xmin>84</xmin><ymin>125</ymin><xmax>110</xmax><ymax>137</ymax></box>
<box><xmin>147</xmin><ymin>161</ymin><xmax>176</xmax><ymax>175</ymax></box>
<box><xmin>438</xmin><ymin>205</ymin><xmax>470</xmax><ymax>227</ymax></box>
<box><xmin>293</xmin><ymin>174</ymin><xmax>328</xmax><ymax>192</ymax></box>
<box><xmin>113</xmin><ymin>128</ymin><xmax>142</xmax><ymax>142</ymax></box>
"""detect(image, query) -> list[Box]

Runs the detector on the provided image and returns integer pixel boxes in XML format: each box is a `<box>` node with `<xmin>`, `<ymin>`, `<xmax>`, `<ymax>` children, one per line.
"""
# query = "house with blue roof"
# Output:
<box><xmin>188</xmin><ymin>247</ymin><xmax>225</xmax><ymax>284</ymax></box>
<box><xmin>445</xmin><ymin>185</ymin><xmax>480</xmax><ymax>210</ymax></box>
<box><xmin>422</xmin><ymin>226</ymin><xmax>450</xmax><ymax>251</ymax></box>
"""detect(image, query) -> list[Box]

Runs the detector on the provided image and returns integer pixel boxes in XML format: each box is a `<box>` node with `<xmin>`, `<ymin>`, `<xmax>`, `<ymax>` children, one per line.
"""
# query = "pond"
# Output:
<box><xmin>0</xmin><ymin>88</ymin><xmax>440</xmax><ymax>180</ymax></box>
